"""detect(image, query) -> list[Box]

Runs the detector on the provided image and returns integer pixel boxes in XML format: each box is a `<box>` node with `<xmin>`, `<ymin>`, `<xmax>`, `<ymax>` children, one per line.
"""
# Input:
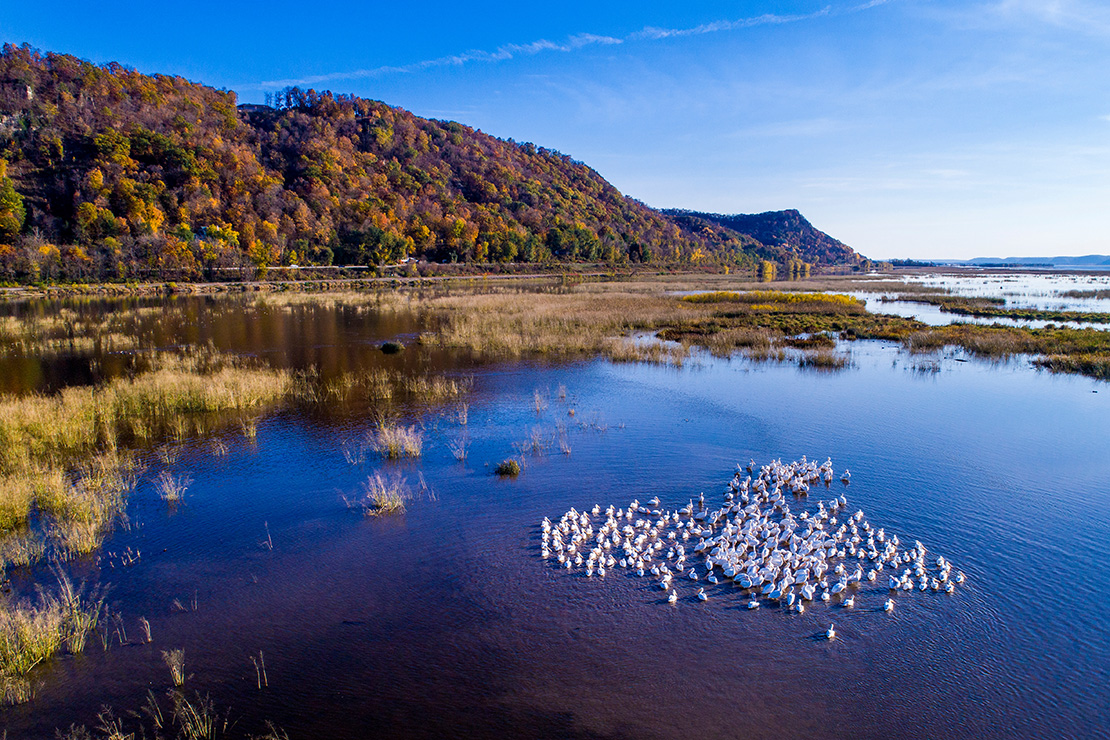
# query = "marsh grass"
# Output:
<box><xmin>320</xmin><ymin>368</ymin><xmax>470</xmax><ymax>405</ymax></box>
<box><xmin>529</xmin><ymin>427</ymin><xmax>551</xmax><ymax>455</ymax></box>
<box><xmin>0</xmin><ymin>306</ymin><xmax>143</xmax><ymax>360</ymax></box>
<box><xmin>785</xmin><ymin>333</ymin><xmax>837</xmax><ymax>350</ymax></box>
<box><xmin>889</xmin><ymin>294</ymin><xmax>1110</xmax><ymax>324</ymax></box>
<box><xmin>0</xmin><ymin>352</ymin><xmax>288</xmax><ymax>568</ymax></box>
<box><xmin>341</xmin><ymin>438</ymin><xmax>367</xmax><ymax>465</ymax></box>
<box><xmin>448</xmin><ymin>435</ymin><xmax>469</xmax><ymax>462</ymax></box>
<box><xmin>1035</xmin><ymin>353</ymin><xmax>1110</xmax><ymax>379</ymax></box>
<box><xmin>240</xmin><ymin>417</ymin><xmax>259</xmax><ymax>443</ymax></box>
<box><xmin>0</xmin><ymin>530</ymin><xmax>45</xmax><ymax>572</ymax></box>
<box><xmin>704</xmin><ymin>327</ymin><xmax>775</xmax><ymax>358</ymax></box>
<box><xmin>681</xmin><ymin>290</ymin><xmax>865</xmax><ymax>313</ymax></box>
<box><xmin>250</xmin><ymin>650</ymin><xmax>268</xmax><ymax>689</ymax></box>
<box><xmin>798</xmin><ymin>350</ymin><xmax>850</xmax><ymax>370</ymax></box>
<box><xmin>1062</xmin><ymin>289</ymin><xmax>1110</xmax><ymax>299</ymax></box>
<box><xmin>0</xmin><ymin>673</ymin><xmax>34</xmax><ymax>705</ymax></box>
<box><xmin>154</xmin><ymin>471</ymin><xmax>192</xmax><ymax>502</ymax></box>
<box><xmin>173</xmin><ymin>691</ymin><xmax>228</xmax><ymax>740</ymax></box>
<box><xmin>0</xmin><ymin>567</ymin><xmax>104</xmax><ymax>692</ymax></box>
<box><xmin>350</xmin><ymin>473</ymin><xmax>411</xmax><ymax>516</ymax></box>
<box><xmin>162</xmin><ymin>648</ymin><xmax>186</xmax><ymax>686</ymax></box>
<box><xmin>57</xmin><ymin>689</ymin><xmax>283</xmax><ymax>740</ymax></box>
<box><xmin>369</xmin><ymin>421</ymin><xmax>423</xmax><ymax>459</ymax></box>
<box><xmin>603</xmin><ymin>337</ymin><xmax>689</xmax><ymax>366</ymax></box>
<box><xmin>157</xmin><ymin>445</ymin><xmax>183</xmax><ymax>465</ymax></box>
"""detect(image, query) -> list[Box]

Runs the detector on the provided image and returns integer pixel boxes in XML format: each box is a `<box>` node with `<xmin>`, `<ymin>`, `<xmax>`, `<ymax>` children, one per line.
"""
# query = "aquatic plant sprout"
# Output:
<box><xmin>540</xmin><ymin>458</ymin><xmax>963</xmax><ymax>627</ymax></box>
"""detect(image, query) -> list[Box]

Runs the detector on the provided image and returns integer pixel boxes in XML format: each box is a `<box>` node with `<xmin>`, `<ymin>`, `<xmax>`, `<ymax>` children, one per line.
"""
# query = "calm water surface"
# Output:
<box><xmin>2</xmin><ymin>296</ymin><xmax>1109</xmax><ymax>739</ymax></box>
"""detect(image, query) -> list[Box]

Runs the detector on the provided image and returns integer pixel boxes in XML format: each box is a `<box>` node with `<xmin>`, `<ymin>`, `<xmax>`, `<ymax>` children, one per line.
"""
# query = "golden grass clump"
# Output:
<box><xmin>0</xmin><ymin>531</ymin><xmax>45</xmax><ymax>572</ymax></box>
<box><xmin>0</xmin><ymin>472</ymin><xmax>39</xmax><ymax>531</ymax></box>
<box><xmin>602</xmin><ymin>337</ymin><xmax>689</xmax><ymax>366</ymax></box>
<box><xmin>0</xmin><ymin>352</ymin><xmax>288</xmax><ymax>570</ymax></box>
<box><xmin>1035</xmin><ymin>353</ymin><xmax>1110</xmax><ymax>379</ymax></box>
<box><xmin>320</xmin><ymin>368</ymin><xmax>470</xmax><ymax>404</ymax></box>
<box><xmin>704</xmin><ymin>328</ymin><xmax>776</xmax><ymax>358</ymax></box>
<box><xmin>162</xmin><ymin>648</ymin><xmax>186</xmax><ymax>687</ymax></box>
<box><xmin>369</xmin><ymin>422</ymin><xmax>423</xmax><ymax>459</ymax></box>
<box><xmin>354</xmin><ymin>473</ymin><xmax>410</xmax><ymax>516</ymax></box>
<box><xmin>798</xmin><ymin>350</ymin><xmax>850</xmax><ymax>370</ymax></box>
<box><xmin>681</xmin><ymin>290</ymin><xmax>865</xmax><ymax>312</ymax></box>
<box><xmin>423</xmin><ymin>290</ymin><xmax>690</xmax><ymax>358</ymax></box>
<box><xmin>154</xmin><ymin>471</ymin><xmax>192</xmax><ymax>502</ymax></box>
<box><xmin>0</xmin><ymin>567</ymin><xmax>104</xmax><ymax>696</ymax></box>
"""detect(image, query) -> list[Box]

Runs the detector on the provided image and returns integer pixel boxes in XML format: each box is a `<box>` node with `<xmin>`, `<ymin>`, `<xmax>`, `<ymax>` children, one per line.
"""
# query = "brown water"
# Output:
<box><xmin>2</xmin><ymin>296</ymin><xmax>1109</xmax><ymax>739</ymax></box>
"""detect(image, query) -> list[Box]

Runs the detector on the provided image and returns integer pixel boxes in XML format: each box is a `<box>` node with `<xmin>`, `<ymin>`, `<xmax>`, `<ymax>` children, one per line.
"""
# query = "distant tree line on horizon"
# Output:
<box><xmin>0</xmin><ymin>44</ymin><xmax>862</xmax><ymax>283</ymax></box>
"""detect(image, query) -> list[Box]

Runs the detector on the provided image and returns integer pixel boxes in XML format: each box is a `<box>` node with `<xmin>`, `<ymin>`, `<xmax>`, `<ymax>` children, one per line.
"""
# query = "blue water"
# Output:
<box><xmin>3</xmin><ymin>301</ymin><xmax>1109</xmax><ymax>739</ymax></box>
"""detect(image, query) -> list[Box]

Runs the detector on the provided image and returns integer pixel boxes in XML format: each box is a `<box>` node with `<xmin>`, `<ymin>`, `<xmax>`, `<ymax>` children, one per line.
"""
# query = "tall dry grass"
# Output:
<box><xmin>369</xmin><ymin>422</ymin><xmax>423</xmax><ymax>459</ymax></box>
<box><xmin>348</xmin><ymin>473</ymin><xmax>411</xmax><ymax>516</ymax></box>
<box><xmin>0</xmin><ymin>567</ymin><xmax>104</xmax><ymax>701</ymax></box>
<box><xmin>0</xmin><ymin>352</ymin><xmax>290</xmax><ymax>567</ymax></box>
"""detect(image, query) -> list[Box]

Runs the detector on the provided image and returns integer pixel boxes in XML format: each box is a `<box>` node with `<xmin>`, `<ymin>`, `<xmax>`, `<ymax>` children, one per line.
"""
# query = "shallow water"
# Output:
<box><xmin>903</xmin><ymin>272</ymin><xmax>1110</xmax><ymax>311</ymax></box>
<box><xmin>845</xmin><ymin>272</ymin><xmax>1110</xmax><ymax>330</ymax></box>
<box><xmin>3</xmin><ymin>297</ymin><xmax>1110</xmax><ymax>739</ymax></box>
<box><xmin>855</xmin><ymin>294</ymin><xmax>1110</xmax><ymax>330</ymax></box>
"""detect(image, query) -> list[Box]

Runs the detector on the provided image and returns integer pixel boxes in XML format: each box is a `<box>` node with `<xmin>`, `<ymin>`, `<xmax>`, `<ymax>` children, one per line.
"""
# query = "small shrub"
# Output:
<box><xmin>495</xmin><ymin>459</ymin><xmax>521</xmax><ymax>477</ymax></box>
<box><xmin>380</xmin><ymin>341</ymin><xmax>405</xmax><ymax>354</ymax></box>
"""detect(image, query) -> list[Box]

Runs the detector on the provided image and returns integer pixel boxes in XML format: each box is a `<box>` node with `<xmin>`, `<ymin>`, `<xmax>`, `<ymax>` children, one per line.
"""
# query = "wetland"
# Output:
<box><xmin>0</xmin><ymin>272</ymin><xmax>1108</xmax><ymax>739</ymax></box>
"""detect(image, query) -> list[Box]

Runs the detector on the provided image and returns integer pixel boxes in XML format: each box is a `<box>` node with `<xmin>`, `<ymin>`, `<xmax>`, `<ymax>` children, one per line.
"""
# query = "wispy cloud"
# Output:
<box><xmin>256</xmin><ymin>2</ymin><xmax>885</xmax><ymax>90</ymax></box>
<box><xmin>630</xmin><ymin>8</ymin><xmax>833</xmax><ymax>41</ymax></box>
<box><xmin>259</xmin><ymin>33</ymin><xmax>622</xmax><ymax>88</ymax></box>
<box><xmin>941</xmin><ymin>0</ymin><xmax>1110</xmax><ymax>37</ymax></box>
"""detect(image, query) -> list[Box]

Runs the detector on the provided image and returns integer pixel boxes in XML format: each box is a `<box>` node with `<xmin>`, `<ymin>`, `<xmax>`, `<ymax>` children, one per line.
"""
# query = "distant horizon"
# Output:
<box><xmin>3</xmin><ymin>1</ymin><xmax>1109</xmax><ymax>260</ymax></box>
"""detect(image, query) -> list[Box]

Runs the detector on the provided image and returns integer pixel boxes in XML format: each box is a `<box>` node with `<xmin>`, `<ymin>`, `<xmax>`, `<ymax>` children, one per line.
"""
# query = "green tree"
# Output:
<box><xmin>0</xmin><ymin>175</ymin><xmax>25</xmax><ymax>243</ymax></box>
<box><xmin>759</xmin><ymin>260</ymin><xmax>777</xmax><ymax>282</ymax></box>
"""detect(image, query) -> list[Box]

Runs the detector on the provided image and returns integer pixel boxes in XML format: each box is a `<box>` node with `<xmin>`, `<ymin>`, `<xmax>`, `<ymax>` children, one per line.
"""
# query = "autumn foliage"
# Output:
<box><xmin>0</xmin><ymin>44</ymin><xmax>860</xmax><ymax>282</ymax></box>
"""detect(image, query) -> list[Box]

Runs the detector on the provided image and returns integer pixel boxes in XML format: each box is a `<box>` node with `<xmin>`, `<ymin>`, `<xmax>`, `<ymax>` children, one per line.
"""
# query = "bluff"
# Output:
<box><xmin>0</xmin><ymin>44</ymin><xmax>862</xmax><ymax>280</ymax></box>
<box><xmin>664</xmin><ymin>209</ymin><xmax>861</xmax><ymax>267</ymax></box>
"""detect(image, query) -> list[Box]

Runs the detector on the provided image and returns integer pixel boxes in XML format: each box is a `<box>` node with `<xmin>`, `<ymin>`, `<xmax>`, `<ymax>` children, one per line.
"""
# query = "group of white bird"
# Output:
<box><xmin>540</xmin><ymin>456</ymin><xmax>965</xmax><ymax>638</ymax></box>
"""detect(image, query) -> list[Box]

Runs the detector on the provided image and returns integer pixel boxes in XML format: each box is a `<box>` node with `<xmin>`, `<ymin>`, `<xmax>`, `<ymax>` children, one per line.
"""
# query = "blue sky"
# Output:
<box><xmin>2</xmin><ymin>0</ymin><xmax>1109</xmax><ymax>259</ymax></box>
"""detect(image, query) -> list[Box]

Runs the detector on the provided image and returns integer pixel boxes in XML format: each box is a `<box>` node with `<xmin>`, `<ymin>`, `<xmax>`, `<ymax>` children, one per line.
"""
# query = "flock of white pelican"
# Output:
<box><xmin>540</xmin><ymin>457</ymin><xmax>964</xmax><ymax>637</ymax></box>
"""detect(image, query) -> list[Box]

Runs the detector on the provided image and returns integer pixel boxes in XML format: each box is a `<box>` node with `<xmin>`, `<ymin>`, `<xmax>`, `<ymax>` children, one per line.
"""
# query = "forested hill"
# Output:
<box><xmin>665</xmin><ymin>209</ymin><xmax>860</xmax><ymax>267</ymax></box>
<box><xmin>0</xmin><ymin>44</ymin><xmax>862</xmax><ymax>281</ymax></box>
